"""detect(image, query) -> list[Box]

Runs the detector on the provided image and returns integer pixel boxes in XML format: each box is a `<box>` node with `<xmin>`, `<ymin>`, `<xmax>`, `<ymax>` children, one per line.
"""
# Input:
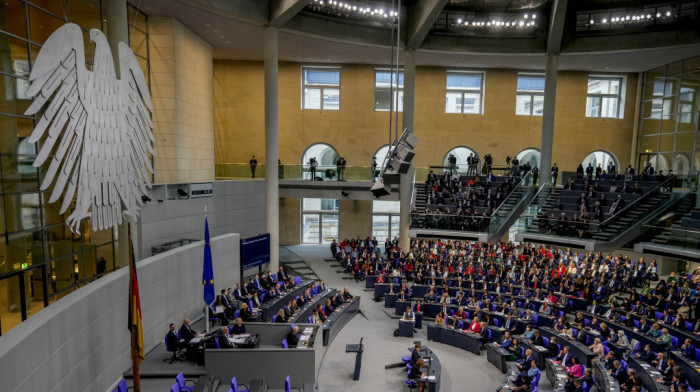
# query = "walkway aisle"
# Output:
<box><xmin>286</xmin><ymin>245</ymin><xmax>518</xmax><ymax>392</ymax></box>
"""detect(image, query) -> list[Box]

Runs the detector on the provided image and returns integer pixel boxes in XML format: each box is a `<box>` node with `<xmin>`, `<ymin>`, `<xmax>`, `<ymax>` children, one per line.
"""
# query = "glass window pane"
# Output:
<box><xmin>463</xmin><ymin>92</ymin><xmax>481</xmax><ymax>114</ymax></box>
<box><xmin>0</xmin><ymin>229</ymin><xmax>43</xmax><ymax>271</ymax></box>
<box><xmin>375</xmin><ymin>71</ymin><xmax>391</xmax><ymax>88</ymax></box>
<box><xmin>45</xmin><ymin>225</ymin><xmax>81</xmax><ymax>259</ymax></box>
<box><xmin>517</xmin><ymin>76</ymin><xmax>545</xmax><ymax>92</ymax></box>
<box><xmin>304</xmin><ymin>69</ymin><xmax>339</xmax><ymax>86</ymax></box>
<box><xmin>0</xmin><ymin>276</ymin><xmax>22</xmax><ymax>334</ymax></box>
<box><xmin>588</xmin><ymin>78</ymin><xmax>620</xmax><ymax>94</ymax></box>
<box><xmin>69</xmin><ymin>0</ymin><xmax>102</xmax><ymax>31</ymax></box>
<box><xmin>3</xmin><ymin>194</ymin><xmax>41</xmax><ymax>231</ymax></box>
<box><xmin>302</xmin><ymin>214</ymin><xmax>319</xmax><ymax>243</ymax></box>
<box><xmin>1</xmin><ymin>1</ymin><xmax>28</xmax><ymax>38</ymax></box>
<box><xmin>129</xmin><ymin>27</ymin><xmax>148</xmax><ymax>59</ymax></box>
<box><xmin>601</xmin><ymin>96</ymin><xmax>619</xmax><ymax>118</ymax></box>
<box><xmin>395</xmin><ymin>90</ymin><xmax>403</xmax><ymax>112</ymax></box>
<box><xmin>515</xmin><ymin>94</ymin><xmax>531</xmax><ymax>115</ymax></box>
<box><xmin>586</xmin><ymin>96</ymin><xmax>601</xmax><ymax>117</ymax></box>
<box><xmin>375</xmin><ymin>89</ymin><xmax>390</xmax><ymax>110</ymax></box>
<box><xmin>390</xmin><ymin>215</ymin><xmax>399</xmax><ymax>239</ymax></box>
<box><xmin>25</xmin><ymin>267</ymin><xmax>45</xmax><ymax>319</ymax></box>
<box><xmin>446</xmin><ymin>91</ymin><xmax>462</xmax><ymax>113</ymax></box>
<box><xmin>372</xmin><ymin>215</ymin><xmax>389</xmax><ymax>240</ymax></box>
<box><xmin>50</xmin><ymin>255</ymin><xmax>78</xmax><ymax>299</ymax></box>
<box><xmin>532</xmin><ymin>95</ymin><xmax>544</xmax><ymax>116</ymax></box>
<box><xmin>446</xmin><ymin>73</ymin><xmax>481</xmax><ymax>90</ymax></box>
<box><xmin>321</xmin><ymin>214</ymin><xmax>337</xmax><ymax>244</ymax></box>
<box><xmin>303</xmin><ymin>88</ymin><xmax>321</xmax><ymax>109</ymax></box>
<box><xmin>322</xmin><ymin>88</ymin><xmax>339</xmax><ymax>110</ymax></box>
<box><xmin>28</xmin><ymin>5</ymin><xmax>67</xmax><ymax>45</ymax></box>
<box><xmin>373</xmin><ymin>200</ymin><xmax>400</xmax><ymax>213</ymax></box>
<box><xmin>0</xmin><ymin>35</ymin><xmax>30</xmax><ymax>77</ymax></box>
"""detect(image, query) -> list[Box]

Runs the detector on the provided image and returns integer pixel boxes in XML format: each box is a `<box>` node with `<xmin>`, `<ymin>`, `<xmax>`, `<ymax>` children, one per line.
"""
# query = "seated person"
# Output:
<box><xmin>450</xmin><ymin>307</ymin><xmax>467</xmax><ymax>328</ymax></box>
<box><xmin>312</xmin><ymin>308</ymin><xmax>323</xmax><ymax>324</ymax></box>
<box><xmin>508</xmin><ymin>339</ymin><xmax>521</xmax><ymax>361</ymax></box>
<box><xmin>603</xmin><ymin>351</ymin><xmax>616</xmax><ymax>370</ymax></box>
<box><xmin>239</xmin><ymin>302</ymin><xmax>253</xmax><ymax>320</ymax></box>
<box><xmin>532</xmin><ymin>329</ymin><xmax>546</xmax><ymax>348</ymax></box>
<box><xmin>167</xmin><ymin>323</ymin><xmax>184</xmax><ymax>352</ymax></box>
<box><xmin>539</xmin><ymin>302</ymin><xmax>552</xmax><ymax>316</ymax></box>
<box><xmin>554</xmin><ymin>317</ymin><xmax>566</xmax><ymax>333</ymax></box>
<box><xmin>635</xmin><ymin>344</ymin><xmax>654</xmax><ymax>362</ymax></box>
<box><xmin>408</xmin><ymin>359</ymin><xmax>427</xmax><ymax>392</ymax></box>
<box><xmin>216</xmin><ymin>326</ymin><xmax>235</xmax><ymax>348</ymax></box>
<box><xmin>499</xmin><ymin>331</ymin><xmax>513</xmax><ymax>349</ymax></box>
<box><xmin>402</xmin><ymin>306</ymin><xmax>415</xmax><ymax>322</ymax></box>
<box><xmin>609</xmin><ymin>360</ymin><xmax>629</xmax><ymax>384</ymax></box>
<box><xmin>435</xmin><ymin>311</ymin><xmax>446</xmax><ymax>327</ymax></box>
<box><xmin>324</xmin><ymin>299</ymin><xmax>336</xmax><ymax>315</ymax></box>
<box><xmin>286</xmin><ymin>325</ymin><xmax>300</xmax><ymax>347</ymax></box>
<box><xmin>521</xmin><ymin>324</ymin><xmax>535</xmax><ymax>340</ymax></box>
<box><xmin>230</xmin><ymin>317</ymin><xmax>246</xmax><ymax>335</ymax></box>
<box><xmin>510</xmin><ymin>359</ymin><xmax>539</xmax><ymax>386</ymax></box>
<box><xmin>316</xmin><ymin>304</ymin><xmax>327</xmax><ymax>322</ymax></box>
<box><xmin>566</xmin><ymin>356</ymin><xmax>583</xmax><ymax>378</ymax></box>
<box><xmin>651</xmin><ymin>352</ymin><xmax>668</xmax><ymax>373</ymax></box>
<box><xmin>680</xmin><ymin>338</ymin><xmax>696</xmax><ymax>358</ymax></box>
<box><xmin>333</xmin><ymin>289</ymin><xmax>347</xmax><ymax>307</ymax></box>
<box><xmin>413</xmin><ymin>300</ymin><xmax>423</xmax><ymax>313</ymax></box>
<box><xmin>275</xmin><ymin>308</ymin><xmax>288</xmax><ymax>323</ymax></box>
<box><xmin>411</xmin><ymin>342</ymin><xmax>423</xmax><ymax>365</ymax></box>
<box><xmin>554</xmin><ymin>346</ymin><xmax>573</xmax><ymax>366</ymax></box>
<box><xmin>503</xmin><ymin>314</ymin><xmax>517</xmax><ymax>333</ymax></box>
<box><xmin>179</xmin><ymin>318</ymin><xmax>199</xmax><ymax>343</ymax></box>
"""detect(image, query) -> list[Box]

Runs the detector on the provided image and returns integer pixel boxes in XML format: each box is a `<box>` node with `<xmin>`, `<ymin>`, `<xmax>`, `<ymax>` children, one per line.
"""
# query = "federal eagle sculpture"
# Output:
<box><xmin>25</xmin><ymin>23</ymin><xmax>154</xmax><ymax>234</ymax></box>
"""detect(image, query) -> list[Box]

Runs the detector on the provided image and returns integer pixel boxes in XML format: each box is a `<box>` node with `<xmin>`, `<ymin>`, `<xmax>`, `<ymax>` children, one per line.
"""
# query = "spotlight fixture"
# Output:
<box><xmin>370</xmin><ymin>128</ymin><xmax>420</xmax><ymax>198</ymax></box>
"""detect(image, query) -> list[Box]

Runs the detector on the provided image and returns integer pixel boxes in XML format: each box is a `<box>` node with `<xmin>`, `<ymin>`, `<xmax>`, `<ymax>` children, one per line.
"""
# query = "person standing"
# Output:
<box><xmin>249</xmin><ymin>155</ymin><xmax>258</xmax><ymax>178</ymax></box>
<box><xmin>551</xmin><ymin>163</ymin><xmax>559</xmax><ymax>185</ymax></box>
<box><xmin>309</xmin><ymin>157</ymin><xmax>318</xmax><ymax>180</ymax></box>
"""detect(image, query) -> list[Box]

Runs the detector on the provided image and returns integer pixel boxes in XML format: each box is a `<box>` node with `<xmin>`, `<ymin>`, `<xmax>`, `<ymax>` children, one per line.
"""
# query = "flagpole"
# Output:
<box><xmin>128</xmin><ymin>223</ymin><xmax>141</xmax><ymax>392</ymax></box>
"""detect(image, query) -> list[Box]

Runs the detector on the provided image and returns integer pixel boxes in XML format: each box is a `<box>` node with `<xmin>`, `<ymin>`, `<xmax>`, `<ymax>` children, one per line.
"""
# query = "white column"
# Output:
<box><xmin>539</xmin><ymin>53</ymin><xmax>559</xmax><ymax>185</ymax></box>
<box><xmin>265</xmin><ymin>26</ymin><xmax>280</xmax><ymax>272</ymax></box>
<box><xmin>399</xmin><ymin>50</ymin><xmax>415</xmax><ymax>251</ymax></box>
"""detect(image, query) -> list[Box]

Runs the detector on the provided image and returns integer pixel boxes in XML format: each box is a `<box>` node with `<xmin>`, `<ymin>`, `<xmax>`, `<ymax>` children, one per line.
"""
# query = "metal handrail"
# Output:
<box><xmin>490</xmin><ymin>170</ymin><xmax>532</xmax><ymax>218</ymax></box>
<box><xmin>599</xmin><ymin>175</ymin><xmax>675</xmax><ymax>226</ymax></box>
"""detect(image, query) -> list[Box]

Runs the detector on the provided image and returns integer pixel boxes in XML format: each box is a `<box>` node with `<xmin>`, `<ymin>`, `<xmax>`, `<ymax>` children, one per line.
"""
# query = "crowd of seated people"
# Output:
<box><xmin>331</xmin><ymin>236</ymin><xmax>700</xmax><ymax>392</ymax></box>
<box><xmin>411</xmin><ymin>163</ymin><xmax>525</xmax><ymax>230</ymax></box>
<box><xmin>207</xmin><ymin>267</ymin><xmax>325</xmax><ymax>325</ymax></box>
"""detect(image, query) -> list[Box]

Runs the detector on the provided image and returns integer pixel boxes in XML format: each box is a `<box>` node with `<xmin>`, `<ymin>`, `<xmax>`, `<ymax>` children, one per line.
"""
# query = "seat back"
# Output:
<box><xmin>234</xmin><ymin>309</ymin><xmax>241</xmax><ymax>320</ymax></box>
<box><xmin>488</xmin><ymin>329</ymin><xmax>492</xmax><ymax>340</ymax></box>
<box><xmin>633</xmin><ymin>319</ymin><xmax>639</xmax><ymax>328</ymax></box>
<box><xmin>532</xmin><ymin>315</ymin><xmax>538</xmax><ymax>324</ymax></box>
<box><xmin>670</xmin><ymin>336</ymin><xmax>678</xmax><ymax>349</ymax></box>
<box><xmin>294</xmin><ymin>276</ymin><xmax>302</xmax><ymax>285</ymax></box>
<box><xmin>493</xmin><ymin>318</ymin><xmax>499</xmax><ymax>327</ymax></box>
<box><xmin>620</xmin><ymin>359</ymin><xmax>627</xmax><ymax>370</ymax></box>
<box><xmin>116</xmin><ymin>379</ymin><xmax>128</xmax><ymax>392</ymax></box>
<box><xmin>308</xmin><ymin>316</ymin><xmax>313</xmax><ymax>323</ymax></box>
<box><xmin>285</xmin><ymin>375</ymin><xmax>292</xmax><ymax>392</ymax></box>
<box><xmin>695</xmin><ymin>348</ymin><xmax>700</xmax><ymax>361</ymax></box>
<box><xmin>282</xmin><ymin>339</ymin><xmax>288</xmax><ymax>348</ymax></box>
<box><xmin>272</xmin><ymin>315</ymin><xmax>277</xmax><ymax>323</ymax></box>
<box><xmin>171</xmin><ymin>383</ymin><xmax>179</xmax><ymax>392</ymax></box>
<box><xmin>164</xmin><ymin>334</ymin><xmax>171</xmax><ymax>351</ymax></box>
<box><xmin>215</xmin><ymin>338</ymin><xmax>220</xmax><ymax>349</ymax></box>
<box><xmin>291</xmin><ymin>323</ymin><xmax>296</xmax><ymax>331</ymax></box>
<box><xmin>231</xmin><ymin>377</ymin><xmax>239</xmax><ymax>392</ymax></box>
<box><xmin>176</xmin><ymin>372</ymin><xmax>187</xmax><ymax>388</ymax></box>
<box><xmin>631</xmin><ymin>340</ymin><xmax>640</xmax><ymax>354</ymax></box>
<box><xmin>542</xmin><ymin>336</ymin><xmax>549</xmax><ymax>347</ymax></box>
<box><xmin>602</xmin><ymin>345</ymin><xmax>609</xmax><ymax>356</ymax></box>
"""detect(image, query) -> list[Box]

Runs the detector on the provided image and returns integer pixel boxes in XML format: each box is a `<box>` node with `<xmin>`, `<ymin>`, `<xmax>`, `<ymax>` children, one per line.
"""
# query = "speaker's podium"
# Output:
<box><xmin>345</xmin><ymin>338</ymin><xmax>364</xmax><ymax>380</ymax></box>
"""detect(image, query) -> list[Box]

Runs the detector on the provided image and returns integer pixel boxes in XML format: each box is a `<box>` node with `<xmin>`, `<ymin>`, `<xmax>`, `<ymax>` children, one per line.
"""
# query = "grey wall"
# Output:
<box><xmin>0</xmin><ymin>233</ymin><xmax>240</xmax><ymax>392</ymax></box>
<box><xmin>139</xmin><ymin>180</ymin><xmax>266</xmax><ymax>257</ymax></box>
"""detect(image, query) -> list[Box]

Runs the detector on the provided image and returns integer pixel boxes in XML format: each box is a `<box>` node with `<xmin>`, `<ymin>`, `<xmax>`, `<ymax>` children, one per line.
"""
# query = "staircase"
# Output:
<box><xmin>590</xmin><ymin>192</ymin><xmax>671</xmax><ymax>241</ymax></box>
<box><xmin>413</xmin><ymin>183</ymin><xmax>428</xmax><ymax>211</ymax></box>
<box><xmin>524</xmin><ymin>188</ymin><xmax>560</xmax><ymax>234</ymax></box>
<box><xmin>650</xmin><ymin>193</ymin><xmax>698</xmax><ymax>245</ymax></box>
<box><xmin>280</xmin><ymin>246</ymin><xmax>321</xmax><ymax>281</ymax></box>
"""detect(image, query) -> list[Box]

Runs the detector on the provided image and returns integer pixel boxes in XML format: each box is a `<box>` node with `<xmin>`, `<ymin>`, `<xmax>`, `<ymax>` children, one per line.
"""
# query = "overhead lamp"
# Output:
<box><xmin>666</xmin><ymin>11</ymin><xmax>671</xmax><ymax>16</ymax></box>
<box><xmin>602</xmin><ymin>18</ymin><xmax>607</xmax><ymax>23</ymax></box>
<box><xmin>524</xmin><ymin>14</ymin><xmax>529</xmax><ymax>19</ymax></box>
<box><xmin>532</xmin><ymin>14</ymin><xmax>536</xmax><ymax>19</ymax></box>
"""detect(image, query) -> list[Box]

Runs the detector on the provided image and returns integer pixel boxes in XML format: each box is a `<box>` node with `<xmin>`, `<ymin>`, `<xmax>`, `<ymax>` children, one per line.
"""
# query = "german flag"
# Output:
<box><xmin>128</xmin><ymin>226</ymin><xmax>145</xmax><ymax>364</ymax></box>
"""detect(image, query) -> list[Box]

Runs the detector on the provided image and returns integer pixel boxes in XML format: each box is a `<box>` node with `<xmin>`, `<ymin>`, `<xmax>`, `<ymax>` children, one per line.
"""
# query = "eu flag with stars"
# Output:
<box><xmin>202</xmin><ymin>217</ymin><xmax>215</xmax><ymax>306</ymax></box>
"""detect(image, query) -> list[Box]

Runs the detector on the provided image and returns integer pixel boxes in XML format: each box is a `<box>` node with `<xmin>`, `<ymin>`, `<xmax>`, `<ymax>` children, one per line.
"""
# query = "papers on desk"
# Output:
<box><xmin>190</xmin><ymin>336</ymin><xmax>202</xmax><ymax>344</ymax></box>
<box><xmin>216</xmin><ymin>306</ymin><xmax>224</xmax><ymax>314</ymax></box>
<box><xmin>302</xmin><ymin>327</ymin><xmax>313</xmax><ymax>336</ymax></box>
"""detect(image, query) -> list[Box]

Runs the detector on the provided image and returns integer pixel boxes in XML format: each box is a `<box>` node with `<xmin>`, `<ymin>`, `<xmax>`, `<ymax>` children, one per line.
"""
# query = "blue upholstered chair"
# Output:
<box><xmin>230</xmin><ymin>377</ymin><xmax>249</xmax><ymax>392</ymax></box>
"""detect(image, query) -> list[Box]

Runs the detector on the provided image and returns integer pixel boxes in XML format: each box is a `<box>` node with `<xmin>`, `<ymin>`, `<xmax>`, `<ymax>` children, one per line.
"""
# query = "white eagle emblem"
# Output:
<box><xmin>25</xmin><ymin>23</ymin><xmax>154</xmax><ymax>234</ymax></box>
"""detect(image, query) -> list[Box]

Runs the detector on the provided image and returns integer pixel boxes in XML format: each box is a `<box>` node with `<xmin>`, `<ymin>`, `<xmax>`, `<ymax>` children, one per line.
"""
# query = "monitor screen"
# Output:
<box><xmin>241</xmin><ymin>234</ymin><xmax>270</xmax><ymax>271</ymax></box>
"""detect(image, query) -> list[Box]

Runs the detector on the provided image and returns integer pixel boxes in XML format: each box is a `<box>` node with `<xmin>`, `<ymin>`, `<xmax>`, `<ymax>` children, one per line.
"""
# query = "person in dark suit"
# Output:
<box><xmin>609</xmin><ymin>360</ymin><xmax>628</xmax><ymax>384</ymax></box>
<box><xmin>179</xmin><ymin>318</ymin><xmax>199</xmax><ymax>343</ymax></box>
<box><xmin>546</xmin><ymin>336</ymin><xmax>559</xmax><ymax>358</ymax></box>
<box><xmin>286</xmin><ymin>325</ymin><xmax>300</xmax><ymax>347</ymax></box>
<box><xmin>530</xmin><ymin>329</ymin><xmax>544</xmax><ymax>346</ymax></box>
<box><xmin>167</xmin><ymin>323</ymin><xmax>183</xmax><ymax>351</ymax></box>
<box><xmin>216</xmin><ymin>326</ymin><xmax>234</xmax><ymax>348</ymax></box>
<box><xmin>556</xmin><ymin>346</ymin><xmax>573</xmax><ymax>367</ymax></box>
<box><xmin>651</xmin><ymin>352</ymin><xmax>668</xmax><ymax>373</ymax></box>
<box><xmin>411</xmin><ymin>342</ymin><xmax>422</xmax><ymax>365</ymax></box>
<box><xmin>333</xmin><ymin>290</ymin><xmax>347</xmax><ymax>307</ymax></box>
<box><xmin>277</xmin><ymin>266</ymin><xmax>288</xmax><ymax>282</ymax></box>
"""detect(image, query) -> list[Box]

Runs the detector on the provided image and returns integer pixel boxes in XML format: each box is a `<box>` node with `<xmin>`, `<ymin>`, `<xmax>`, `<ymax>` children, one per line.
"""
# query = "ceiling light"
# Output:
<box><xmin>666</xmin><ymin>11</ymin><xmax>671</xmax><ymax>16</ymax></box>
<box><xmin>656</xmin><ymin>13</ymin><xmax>661</xmax><ymax>17</ymax></box>
<box><xmin>524</xmin><ymin>14</ymin><xmax>529</xmax><ymax>19</ymax></box>
<box><xmin>532</xmin><ymin>14</ymin><xmax>536</xmax><ymax>19</ymax></box>
<box><xmin>519</xmin><ymin>21</ymin><xmax>524</xmax><ymax>26</ymax></box>
<box><xmin>602</xmin><ymin>18</ymin><xmax>607</xmax><ymax>23</ymax></box>
<box><xmin>457</xmin><ymin>18</ymin><xmax>462</xmax><ymax>23</ymax></box>
<box><xmin>589</xmin><ymin>19</ymin><xmax>594</xmax><ymax>24</ymax></box>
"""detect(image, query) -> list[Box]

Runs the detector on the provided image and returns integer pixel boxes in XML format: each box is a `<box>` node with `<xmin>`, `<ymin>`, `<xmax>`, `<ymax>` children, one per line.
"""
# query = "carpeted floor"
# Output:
<box><xmin>286</xmin><ymin>244</ymin><xmax>556</xmax><ymax>392</ymax></box>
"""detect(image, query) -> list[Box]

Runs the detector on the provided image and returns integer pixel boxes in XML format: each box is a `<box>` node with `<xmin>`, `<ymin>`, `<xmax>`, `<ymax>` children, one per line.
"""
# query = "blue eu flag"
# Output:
<box><xmin>202</xmin><ymin>217</ymin><xmax>215</xmax><ymax>306</ymax></box>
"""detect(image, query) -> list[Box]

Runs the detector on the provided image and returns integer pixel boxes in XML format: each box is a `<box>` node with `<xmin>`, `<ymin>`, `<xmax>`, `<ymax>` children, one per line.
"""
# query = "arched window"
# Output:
<box><xmin>302</xmin><ymin>143</ymin><xmax>339</xmax><ymax>166</ymax></box>
<box><xmin>301</xmin><ymin>143</ymin><xmax>339</xmax><ymax>180</ymax></box>
<box><xmin>373</xmin><ymin>145</ymin><xmax>391</xmax><ymax>168</ymax></box>
<box><xmin>442</xmin><ymin>146</ymin><xmax>480</xmax><ymax>173</ymax></box>
<box><xmin>516</xmin><ymin>148</ymin><xmax>540</xmax><ymax>169</ymax></box>
<box><xmin>649</xmin><ymin>154</ymin><xmax>670</xmax><ymax>172</ymax></box>
<box><xmin>582</xmin><ymin>150</ymin><xmax>619</xmax><ymax>173</ymax></box>
<box><xmin>673</xmin><ymin>154</ymin><xmax>691</xmax><ymax>174</ymax></box>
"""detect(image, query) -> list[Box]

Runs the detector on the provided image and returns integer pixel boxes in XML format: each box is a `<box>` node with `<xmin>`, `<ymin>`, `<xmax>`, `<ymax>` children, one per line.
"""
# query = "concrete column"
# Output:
<box><xmin>539</xmin><ymin>54</ymin><xmax>558</xmax><ymax>186</ymax></box>
<box><xmin>399</xmin><ymin>50</ymin><xmax>416</xmax><ymax>251</ymax></box>
<box><xmin>265</xmin><ymin>27</ymin><xmax>280</xmax><ymax>272</ymax></box>
<box><xmin>104</xmin><ymin>0</ymin><xmax>131</xmax><ymax>266</ymax></box>
<box><xmin>104</xmin><ymin>0</ymin><xmax>128</xmax><ymax>77</ymax></box>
